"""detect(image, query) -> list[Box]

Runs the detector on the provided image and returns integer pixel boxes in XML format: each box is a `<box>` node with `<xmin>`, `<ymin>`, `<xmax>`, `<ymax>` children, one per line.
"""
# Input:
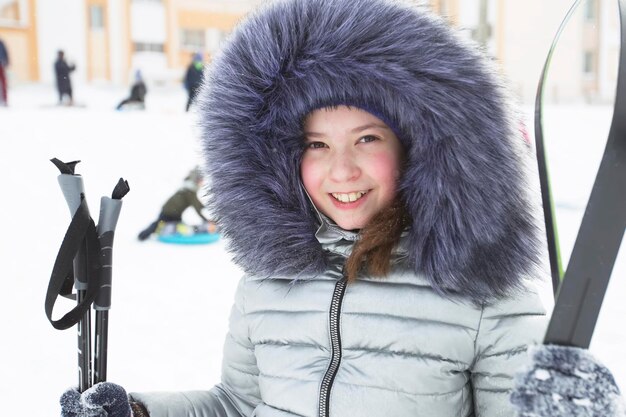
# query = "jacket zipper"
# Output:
<box><xmin>318</xmin><ymin>278</ymin><xmax>348</xmax><ymax>417</ymax></box>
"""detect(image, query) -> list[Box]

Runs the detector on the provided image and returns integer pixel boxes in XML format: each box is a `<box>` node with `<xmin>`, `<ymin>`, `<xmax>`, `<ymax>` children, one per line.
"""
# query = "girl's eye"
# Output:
<box><xmin>305</xmin><ymin>141</ymin><xmax>327</xmax><ymax>149</ymax></box>
<box><xmin>359</xmin><ymin>135</ymin><xmax>379</xmax><ymax>144</ymax></box>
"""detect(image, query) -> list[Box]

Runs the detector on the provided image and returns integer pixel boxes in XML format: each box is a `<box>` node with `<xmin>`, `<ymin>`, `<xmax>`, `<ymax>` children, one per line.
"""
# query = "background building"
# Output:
<box><xmin>0</xmin><ymin>0</ymin><xmax>620</xmax><ymax>104</ymax></box>
<box><xmin>427</xmin><ymin>0</ymin><xmax>620</xmax><ymax>104</ymax></box>
<box><xmin>0</xmin><ymin>0</ymin><xmax>38</xmax><ymax>82</ymax></box>
<box><xmin>0</xmin><ymin>0</ymin><xmax>262</xmax><ymax>86</ymax></box>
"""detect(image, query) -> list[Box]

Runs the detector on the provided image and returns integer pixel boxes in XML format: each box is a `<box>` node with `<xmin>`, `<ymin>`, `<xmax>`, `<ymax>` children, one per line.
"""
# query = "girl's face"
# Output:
<box><xmin>301</xmin><ymin>106</ymin><xmax>403</xmax><ymax>230</ymax></box>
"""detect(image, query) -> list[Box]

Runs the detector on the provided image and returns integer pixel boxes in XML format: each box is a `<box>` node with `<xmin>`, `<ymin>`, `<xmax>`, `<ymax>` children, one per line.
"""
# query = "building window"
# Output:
<box><xmin>206</xmin><ymin>28</ymin><xmax>226</xmax><ymax>53</ymax></box>
<box><xmin>583</xmin><ymin>51</ymin><xmax>595</xmax><ymax>74</ymax></box>
<box><xmin>90</xmin><ymin>5</ymin><xmax>104</xmax><ymax>29</ymax></box>
<box><xmin>180</xmin><ymin>29</ymin><xmax>205</xmax><ymax>51</ymax></box>
<box><xmin>133</xmin><ymin>42</ymin><xmax>165</xmax><ymax>53</ymax></box>
<box><xmin>584</xmin><ymin>0</ymin><xmax>596</xmax><ymax>21</ymax></box>
<box><xmin>0</xmin><ymin>0</ymin><xmax>20</xmax><ymax>24</ymax></box>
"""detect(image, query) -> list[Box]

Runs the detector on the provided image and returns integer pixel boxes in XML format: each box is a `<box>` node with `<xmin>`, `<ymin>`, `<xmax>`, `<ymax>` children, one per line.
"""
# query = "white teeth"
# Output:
<box><xmin>331</xmin><ymin>191</ymin><xmax>367</xmax><ymax>203</ymax></box>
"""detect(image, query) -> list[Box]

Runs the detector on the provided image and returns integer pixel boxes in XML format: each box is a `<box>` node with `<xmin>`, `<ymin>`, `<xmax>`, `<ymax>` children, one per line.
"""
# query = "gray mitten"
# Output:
<box><xmin>60</xmin><ymin>382</ymin><xmax>132</xmax><ymax>417</ymax></box>
<box><xmin>511</xmin><ymin>345</ymin><xmax>625</xmax><ymax>417</ymax></box>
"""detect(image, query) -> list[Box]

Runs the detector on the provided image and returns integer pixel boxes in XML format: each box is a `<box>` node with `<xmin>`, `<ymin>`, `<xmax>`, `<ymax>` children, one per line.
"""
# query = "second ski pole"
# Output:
<box><xmin>94</xmin><ymin>178</ymin><xmax>130</xmax><ymax>384</ymax></box>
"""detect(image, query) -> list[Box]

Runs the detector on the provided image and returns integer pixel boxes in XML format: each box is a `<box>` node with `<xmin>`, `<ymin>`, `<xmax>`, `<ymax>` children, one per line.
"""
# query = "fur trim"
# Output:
<box><xmin>197</xmin><ymin>0</ymin><xmax>541</xmax><ymax>301</ymax></box>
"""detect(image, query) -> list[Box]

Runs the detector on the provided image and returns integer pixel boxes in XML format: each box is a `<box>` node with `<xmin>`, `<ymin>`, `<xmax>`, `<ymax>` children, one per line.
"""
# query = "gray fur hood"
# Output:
<box><xmin>197</xmin><ymin>0</ymin><xmax>541</xmax><ymax>301</ymax></box>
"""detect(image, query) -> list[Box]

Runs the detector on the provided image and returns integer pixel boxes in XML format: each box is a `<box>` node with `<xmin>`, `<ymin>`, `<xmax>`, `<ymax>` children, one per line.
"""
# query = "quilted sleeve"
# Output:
<box><xmin>470</xmin><ymin>286</ymin><xmax>548</xmax><ymax>417</ymax></box>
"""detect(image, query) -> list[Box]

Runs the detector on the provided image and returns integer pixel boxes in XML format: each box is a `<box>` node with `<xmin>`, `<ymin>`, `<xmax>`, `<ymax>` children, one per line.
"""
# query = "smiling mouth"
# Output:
<box><xmin>331</xmin><ymin>191</ymin><xmax>369</xmax><ymax>203</ymax></box>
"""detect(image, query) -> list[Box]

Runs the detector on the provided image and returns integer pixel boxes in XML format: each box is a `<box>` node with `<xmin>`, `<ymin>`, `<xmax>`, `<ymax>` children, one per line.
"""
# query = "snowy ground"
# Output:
<box><xmin>0</xmin><ymin>83</ymin><xmax>624</xmax><ymax>416</ymax></box>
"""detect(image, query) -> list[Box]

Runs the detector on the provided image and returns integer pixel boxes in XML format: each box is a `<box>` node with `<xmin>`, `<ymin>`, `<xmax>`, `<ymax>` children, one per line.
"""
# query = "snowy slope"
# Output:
<box><xmin>0</xmin><ymin>84</ymin><xmax>623</xmax><ymax>416</ymax></box>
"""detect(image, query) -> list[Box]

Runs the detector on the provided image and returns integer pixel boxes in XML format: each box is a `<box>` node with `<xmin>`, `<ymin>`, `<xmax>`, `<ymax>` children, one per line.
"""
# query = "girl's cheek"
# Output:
<box><xmin>300</xmin><ymin>158</ymin><xmax>321</xmax><ymax>190</ymax></box>
<box><xmin>369</xmin><ymin>152</ymin><xmax>401</xmax><ymax>180</ymax></box>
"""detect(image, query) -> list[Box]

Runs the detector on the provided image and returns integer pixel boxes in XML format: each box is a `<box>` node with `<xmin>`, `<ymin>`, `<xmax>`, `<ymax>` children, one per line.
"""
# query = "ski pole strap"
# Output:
<box><xmin>45</xmin><ymin>197</ymin><xmax>102</xmax><ymax>330</ymax></box>
<box><xmin>543</xmin><ymin>0</ymin><xmax>626</xmax><ymax>347</ymax></box>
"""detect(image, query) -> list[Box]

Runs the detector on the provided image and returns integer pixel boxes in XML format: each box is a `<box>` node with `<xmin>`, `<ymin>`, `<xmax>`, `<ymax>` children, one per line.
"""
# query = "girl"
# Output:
<box><xmin>60</xmin><ymin>0</ymin><xmax>623</xmax><ymax>416</ymax></box>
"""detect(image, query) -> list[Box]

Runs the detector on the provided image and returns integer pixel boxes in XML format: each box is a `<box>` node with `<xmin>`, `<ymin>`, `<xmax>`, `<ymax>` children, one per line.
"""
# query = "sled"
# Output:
<box><xmin>157</xmin><ymin>232</ymin><xmax>220</xmax><ymax>245</ymax></box>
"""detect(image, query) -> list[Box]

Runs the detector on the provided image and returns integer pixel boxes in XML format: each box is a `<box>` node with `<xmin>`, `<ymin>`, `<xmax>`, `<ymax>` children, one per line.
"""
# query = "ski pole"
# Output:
<box><xmin>94</xmin><ymin>178</ymin><xmax>130</xmax><ymax>384</ymax></box>
<box><xmin>52</xmin><ymin>159</ymin><xmax>93</xmax><ymax>393</ymax></box>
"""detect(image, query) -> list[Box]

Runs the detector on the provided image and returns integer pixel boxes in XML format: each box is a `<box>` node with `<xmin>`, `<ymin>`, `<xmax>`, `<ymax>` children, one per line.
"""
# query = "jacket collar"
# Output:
<box><xmin>314</xmin><ymin>213</ymin><xmax>358</xmax><ymax>258</ymax></box>
<box><xmin>314</xmin><ymin>210</ymin><xmax>410</xmax><ymax>260</ymax></box>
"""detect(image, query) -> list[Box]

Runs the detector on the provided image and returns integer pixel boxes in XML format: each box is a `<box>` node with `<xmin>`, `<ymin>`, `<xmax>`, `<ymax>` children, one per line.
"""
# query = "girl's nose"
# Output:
<box><xmin>329</xmin><ymin>152</ymin><xmax>361</xmax><ymax>182</ymax></box>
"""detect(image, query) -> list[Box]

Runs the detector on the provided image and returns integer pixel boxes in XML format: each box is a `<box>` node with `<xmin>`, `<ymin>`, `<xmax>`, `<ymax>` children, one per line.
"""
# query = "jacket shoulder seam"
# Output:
<box><xmin>471</xmin><ymin>303</ymin><xmax>486</xmax><ymax>368</ymax></box>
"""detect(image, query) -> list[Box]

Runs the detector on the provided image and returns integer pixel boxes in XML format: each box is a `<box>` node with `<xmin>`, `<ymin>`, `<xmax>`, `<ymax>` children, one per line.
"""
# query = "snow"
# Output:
<box><xmin>0</xmin><ymin>84</ymin><xmax>624</xmax><ymax>416</ymax></box>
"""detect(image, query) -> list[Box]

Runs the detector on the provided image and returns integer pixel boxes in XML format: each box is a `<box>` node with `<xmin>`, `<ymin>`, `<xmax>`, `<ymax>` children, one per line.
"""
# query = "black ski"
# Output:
<box><xmin>539</xmin><ymin>0</ymin><xmax>626</xmax><ymax>348</ymax></box>
<box><xmin>534</xmin><ymin>1</ymin><xmax>580</xmax><ymax>295</ymax></box>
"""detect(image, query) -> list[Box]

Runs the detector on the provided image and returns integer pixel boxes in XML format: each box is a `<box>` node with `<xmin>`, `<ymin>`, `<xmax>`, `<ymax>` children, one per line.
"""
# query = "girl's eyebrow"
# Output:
<box><xmin>303</xmin><ymin>131</ymin><xmax>325</xmax><ymax>138</ymax></box>
<box><xmin>304</xmin><ymin>123</ymin><xmax>391</xmax><ymax>138</ymax></box>
<box><xmin>350</xmin><ymin>123</ymin><xmax>391</xmax><ymax>133</ymax></box>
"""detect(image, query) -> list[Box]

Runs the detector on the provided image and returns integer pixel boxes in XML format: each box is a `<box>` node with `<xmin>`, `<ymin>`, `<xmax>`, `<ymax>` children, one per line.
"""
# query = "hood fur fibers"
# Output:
<box><xmin>197</xmin><ymin>0</ymin><xmax>541</xmax><ymax>301</ymax></box>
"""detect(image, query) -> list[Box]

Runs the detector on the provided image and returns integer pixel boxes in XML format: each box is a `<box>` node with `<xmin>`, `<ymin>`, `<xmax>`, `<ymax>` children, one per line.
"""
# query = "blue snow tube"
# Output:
<box><xmin>157</xmin><ymin>232</ymin><xmax>220</xmax><ymax>245</ymax></box>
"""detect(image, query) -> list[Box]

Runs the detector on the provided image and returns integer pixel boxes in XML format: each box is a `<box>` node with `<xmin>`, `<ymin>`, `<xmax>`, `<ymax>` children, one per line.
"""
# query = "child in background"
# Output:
<box><xmin>116</xmin><ymin>70</ymin><xmax>147</xmax><ymax>111</ymax></box>
<box><xmin>137</xmin><ymin>167</ymin><xmax>216</xmax><ymax>241</ymax></box>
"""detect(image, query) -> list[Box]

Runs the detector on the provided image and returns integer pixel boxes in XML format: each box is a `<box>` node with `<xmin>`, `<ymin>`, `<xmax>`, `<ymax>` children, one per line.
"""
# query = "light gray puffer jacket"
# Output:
<box><xmin>131</xmin><ymin>224</ymin><xmax>547</xmax><ymax>417</ymax></box>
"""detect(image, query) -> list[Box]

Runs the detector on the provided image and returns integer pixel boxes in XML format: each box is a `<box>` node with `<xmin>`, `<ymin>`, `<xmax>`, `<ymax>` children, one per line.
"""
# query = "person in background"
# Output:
<box><xmin>116</xmin><ymin>70</ymin><xmax>147</xmax><ymax>111</ymax></box>
<box><xmin>0</xmin><ymin>37</ymin><xmax>9</xmax><ymax>106</ymax></box>
<box><xmin>54</xmin><ymin>50</ymin><xmax>76</xmax><ymax>106</ymax></box>
<box><xmin>137</xmin><ymin>167</ymin><xmax>216</xmax><ymax>241</ymax></box>
<box><xmin>183</xmin><ymin>52</ymin><xmax>204</xmax><ymax>112</ymax></box>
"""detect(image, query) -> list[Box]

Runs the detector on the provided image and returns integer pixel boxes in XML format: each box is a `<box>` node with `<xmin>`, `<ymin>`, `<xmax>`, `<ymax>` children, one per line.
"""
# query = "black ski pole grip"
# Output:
<box><xmin>50</xmin><ymin>158</ymin><xmax>80</xmax><ymax>175</ymax></box>
<box><xmin>94</xmin><ymin>179</ymin><xmax>129</xmax><ymax>385</ymax></box>
<box><xmin>111</xmin><ymin>178</ymin><xmax>130</xmax><ymax>201</ymax></box>
<box><xmin>94</xmin><ymin>178</ymin><xmax>129</xmax><ymax>310</ymax></box>
<box><xmin>95</xmin><ymin>197</ymin><xmax>123</xmax><ymax>310</ymax></box>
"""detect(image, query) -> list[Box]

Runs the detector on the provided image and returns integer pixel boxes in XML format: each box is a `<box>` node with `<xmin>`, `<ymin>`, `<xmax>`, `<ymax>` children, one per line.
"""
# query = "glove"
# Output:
<box><xmin>511</xmin><ymin>345</ymin><xmax>625</xmax><ymax>417</ymax></box>
<box><xmin>60</xmin><ymin>382</ymin><xmax>131</xmax><ymax>417</ymax></box>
